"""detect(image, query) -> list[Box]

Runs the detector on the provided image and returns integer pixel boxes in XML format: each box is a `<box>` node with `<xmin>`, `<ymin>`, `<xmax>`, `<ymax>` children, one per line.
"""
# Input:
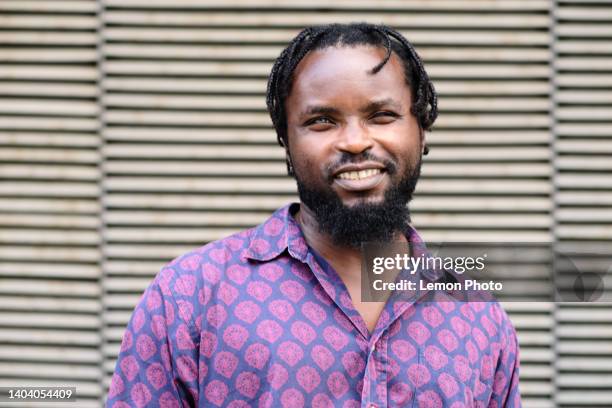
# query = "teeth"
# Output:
<box><xmin>337</xmin><ymin>168</ymin><xmax>382</xmax><ymax>180</ymax></box>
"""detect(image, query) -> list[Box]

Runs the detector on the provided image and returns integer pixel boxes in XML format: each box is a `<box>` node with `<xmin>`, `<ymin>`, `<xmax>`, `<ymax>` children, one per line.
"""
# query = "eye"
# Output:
<box><xmin>370</xmin><ymin>111</ymin><xmax>401</xmax><ymax>124</ymax></box>
<box><xmin>305</xmin><ymin>116</ymin><xmax>335</xmax><ymax>131</ymax></box>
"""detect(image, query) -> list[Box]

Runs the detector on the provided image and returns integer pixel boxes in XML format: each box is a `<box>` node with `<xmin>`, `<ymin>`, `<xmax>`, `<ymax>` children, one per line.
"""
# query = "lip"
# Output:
<box><xmin>332</xmin><ymin>162</ymin><xmax>388</xmax><ymax>192</ymax></box>
<box><xmin>332</xmin><ymin>161</ymin><xmax>386</xmax><ymax>178</ymax></box>
<box><xmin>334</xmin><ymin>171</ymin><xmax>386</xmax><ymax>192</ymax></box>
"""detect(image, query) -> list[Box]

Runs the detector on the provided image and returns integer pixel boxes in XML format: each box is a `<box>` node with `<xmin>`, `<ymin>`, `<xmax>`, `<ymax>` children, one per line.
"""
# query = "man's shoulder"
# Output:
<box><xmin>153</xmin><ymin>203</ymin><xmax>294</xmax><ymax>289</ymax></box>
<box><xmin>164</xmin><ymin>227</ymin><xmax>258</xmax><ymax>278</ymax></box>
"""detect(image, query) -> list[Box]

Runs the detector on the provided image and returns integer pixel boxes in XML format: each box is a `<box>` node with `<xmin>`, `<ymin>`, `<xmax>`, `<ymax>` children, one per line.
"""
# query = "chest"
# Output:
<box><xmin>345</xmin><ymin>284</ymin><xmax>387</xmax><ymax>333</ymax></box>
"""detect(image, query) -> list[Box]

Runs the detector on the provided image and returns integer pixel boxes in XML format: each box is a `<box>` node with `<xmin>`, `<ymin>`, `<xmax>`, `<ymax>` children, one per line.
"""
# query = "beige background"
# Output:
<box><xmin>0</xmin><ymin>0</ymin><xmax>611</xmax><ymax>406</ymax></box>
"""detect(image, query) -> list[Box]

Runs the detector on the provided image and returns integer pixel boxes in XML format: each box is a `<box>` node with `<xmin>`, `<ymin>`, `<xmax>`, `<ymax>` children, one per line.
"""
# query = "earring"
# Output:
<box><xmin>423</xmin><ymin>145</ymin><xmax>430</xmax><ymax>156</ymax></box>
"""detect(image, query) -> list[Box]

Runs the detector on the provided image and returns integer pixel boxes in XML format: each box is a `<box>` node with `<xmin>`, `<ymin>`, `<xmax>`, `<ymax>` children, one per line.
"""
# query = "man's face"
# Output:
<box><xmin>285</xmin><ymin>45</ymin><xmax>425</xmax><ymax>246</ymax></box>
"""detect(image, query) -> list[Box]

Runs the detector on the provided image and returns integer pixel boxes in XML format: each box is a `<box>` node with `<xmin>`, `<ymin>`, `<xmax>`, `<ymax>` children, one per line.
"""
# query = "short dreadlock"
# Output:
<box><xmin>266</xmin><ymin>22</ymin><xmax>438</xmax><ymax>154</ymax></box>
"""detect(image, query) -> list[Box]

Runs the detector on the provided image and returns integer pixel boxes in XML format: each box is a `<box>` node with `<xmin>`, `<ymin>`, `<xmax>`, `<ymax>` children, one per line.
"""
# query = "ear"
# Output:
<box><xmin>285</xmin><ymin>150</ymin><xmax>295</xmax><ymax>177</ymax></box>
<box><xmin>419</xmin><ymin>127</ymin><xmax>429</xmax><ymax>156</ymax></box>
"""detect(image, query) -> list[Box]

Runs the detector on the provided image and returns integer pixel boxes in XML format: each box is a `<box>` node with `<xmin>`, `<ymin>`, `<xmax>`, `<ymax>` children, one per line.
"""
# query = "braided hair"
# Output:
<box><xmin>266</xmin><ymin>23</ymin><xmax>438</xmax><ymax>155</ymax></box>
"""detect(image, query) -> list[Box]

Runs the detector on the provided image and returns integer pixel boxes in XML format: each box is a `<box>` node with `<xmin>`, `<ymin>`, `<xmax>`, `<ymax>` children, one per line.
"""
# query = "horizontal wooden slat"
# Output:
<box><xmin>104</xmin><ymin>28</ymin><xmax>550</xmax><ymax>45</ymax></box>
<box><xmin>0</xmin><ymin>296</ymin><xmax>100</xmax><ymax>312</ymax></box>
<box><xmin>103</xmin><ymin>0</ymin><xmax>550</xmax><ymax>11</ymax></box>
<box><xmin>0</xmin><ymin>263</ymin><xmax>99</xmax><ymax>279</ymax></box>
<box><xmin>103</xmin><ymin>11</ymin><xmax>549</xmax><ymax>28</ymax></box>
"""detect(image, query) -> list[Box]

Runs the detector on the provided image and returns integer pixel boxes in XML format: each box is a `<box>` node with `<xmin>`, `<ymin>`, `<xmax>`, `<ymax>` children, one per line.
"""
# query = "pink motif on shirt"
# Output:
<box><xmin>311</xmin><ymin>345</ymin><xmax>335</xmax><ymax>371</ymax></box>
<box><xmin>108</xmin><ymin>374</ymin><xmax>125</xmax><ymax>398</ymax></box>
<box><xmin>209</xmin><ymin>247</ymin><xmax>231</xmax><ymax>265</ymax></box>
<box><xmin>236</xmin><ymin>372</ymin><xmax>260</xmax><ymax>399</ymax></box>
<box><xmin>244</xmin><ymin>343</ymin><xmax>270</xmax><ymax>370</ymax></box>
<box><xmin>159</xmin><ymin>391</ymin><xmax>180</xmax><ymax>408</ymax></box>
<box><xmin>291</xmin><ymin>321</ymin><xmax>316</xmax><ymax>346</ymax></box>
<box><xmin>120</xmin><ymin>330</ymin><xmax>133</xmax><ymax>352</ymax></box>
<box><xmin>206</xmin><ymin>304</ymin><xmax>227</xmax><ymax>328</ymax></box>
<box><xmin>174</xmin><ymin>275</ymin><xmax>196</xmax><ymax>297</ymax></box>
<box><xmin>176</xmin><ymin>356</ymin><xmax>198</xmax><ymax>382</ymax></box>
<box><xmin>281</xmin><ymin>388</ymin><xmax>305</xmax><ymax>408</ymax></box>
<box><xmin>120</xmin><ymin>355</ymin><xmax>139</xmax><ymax>381</ymax></box>
<box><xmin>218</xmin><ymin>282</ymin><xmax>239</xmax><ymax>305</ymax></box>
<box><xmin>179</xmin><ymin>253</ymin><xmax>201</xmax><ymax>271</ymax></box>
<box><xmin>227</xmin><ymin>265</ymin><xmax>251</xmax><ymax>285</ymax></box>
<box><xmin>259</xmin><ymin>263</ymin><xmax>284</xmax><ymax>282</ymax></box>
<box><xmin>424</xmin><ymin>345</ymin><xmax>449</xmax><ymax>370</ymax></box>
<box><xmin>407</xmin><ymin>321</ymin><xmax>431</xmax><ymax>345</ymax></box>
<box><xmin>267</xmin><ymin>363</ymin><xmax>289</xmax><ymax>389</ymax></box>
<box><xmin>438</xmin><ymin>372</ymin><xmax>460</xmax><ymax>397</ymax></box>
<box><xmin>205</xmin><ymin>380</ymin><xmax>228</xmax><ymax>406</ymax></box>
<box><xmin>312</xmin><ymin>393</ymin><xmax>333</xmax><ymax>408</ymax></box>
<box><xmin>301</xmin><ymin>302</ymin><xmax>327</xmax><ymax>326</ymax></box>
<box><xmin>164</xmin><ymin>300</ymin><xmax>175</xmax><ymax>326</ymax></box>
<box><xmin>327</xmin><ymin>372</ymin><xmax>349</xmax><ymax>398</ymax></box>
<box><xmin>451</xmin><ymin>316</ymin><xmax>471</xmax><ymax>338</ymax></box>
<box><xmin>280</xmin><ymin>280</ymin><xmax>306</xmax><ymax>303</ymax></box>
<box><xmin>278</xmin><ymin>341</ymin><xmax>304</xmax><ymax>366</ymax></box>
<box><xmin>422</xmin><ymin>305</ymin><xmax>445</xmax><ymax>328</ymax></box>
<box><xmin>296</xmin><ymin>366</ymin><xmax>321</xmax><ymax>393</ymax></box>
<box><xmin>214</xmin><ymin>351</ymin><xmax>239</xmax><ymax>378</ymax></box>
<box><xmin>263</xmin><ymin>217</ymin><xmax>284</xmax><ymax>236</ymax></box>
<box><xmin>202</xmin><ymin>263</ymin><xmax>221</xmax><ymax>284</ymax></box>
<box><xmin>341</xmin><ymin>352</ymin><xmax>365</xmax><ymax>378</ymax></box>
<box><xmin>132</xmin><ymin>308</ymin><xmax>145</xmax><ymax>333</ymax></box>
<box><xmin>390</xmin><ymin>382</ymin><xmax>412</xmax><ymax>405</ymax></box>
<box><xmin>146</xmin><ymin>290</ymin><xmax>162</xmax><ymax>311</ymax></box>
<box><xmin>146</xmin><ymin>363</ymin><xmax>167</xmax><ymax>390</ymax></box>
<box><xmin>453</xmin><ymin>355</ymin><xmax>472</xmax><ymax>382</ymax></box>
<box><xmin>234</xmin><ymin>300</ymin><xmax>261</xmax><ymax>323</ymax></box>
<box><xmin>136</xmin><ymin>334</ymin><xmax>156</xmax><ymax>361</ymax></box>
<box><xmin>223</xmin><ymin>324</ymin><xmax>249</xmax><ymax>350</ymax></box>
<box><xmin>417</xmin><ymin>390</ymin><xmax>443</xmax><ymax>408</ymax></box>
<box><xmin>408</xmin><ymin>363</ymin><xmax>431</xmax><ymax>388</ymax></box>
<box><xmin>256</xmin><ymin>320</ymin><xmax>283</xmax><ymax>343</ymax></box>
<box><xmin>268</xmin><ymin>299</ymin><xmax>295</xmax><ymax>322</ymax></box>
<box><xmin>200</xmin><ymin>330</ymin><xmax>217</xmax><ymax>358</ymax></box>
<box><xmin>323</xmin><ymin>326</ymin><xmax>349</xmax><ymax>351</ymax></box>
<box><xmin>437</xmin><ymin>329</ymin><xmax>459</xmax><ymax>353</ymax></box>
<box><xmin>130</xmin><ymin>383</ymin><xmax>151</xmax><ymax>408</ymax></box>
<box><xmin>247</xmin><ymin>281</ymin><xmax>273</xmax><ymax>302</ymax></box>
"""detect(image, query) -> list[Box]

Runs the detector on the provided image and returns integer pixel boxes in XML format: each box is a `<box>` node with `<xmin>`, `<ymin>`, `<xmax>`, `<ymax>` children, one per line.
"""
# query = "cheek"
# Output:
<box><xmin>289</xmin><ymin>146</ymin><xmax>323</xmax><ymax>181</ymax></box>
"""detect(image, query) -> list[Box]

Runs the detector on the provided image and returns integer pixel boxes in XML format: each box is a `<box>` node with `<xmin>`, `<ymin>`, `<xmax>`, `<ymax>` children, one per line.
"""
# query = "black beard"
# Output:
<box><xmin>294</xmin><ymin>153</ymin><xmax>421</xmax><ymax>249</ymax></box>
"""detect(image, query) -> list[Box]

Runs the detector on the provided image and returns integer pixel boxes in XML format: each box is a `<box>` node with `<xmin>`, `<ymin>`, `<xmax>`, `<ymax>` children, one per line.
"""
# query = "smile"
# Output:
<box><xmin>333</xmin><ymin>168</ymin><xmax>387</xmax><ymax>192</ymax></box>
<box><xmin>336</xmin><ymin>168</ymin><xmax>382</xmax><ymax>180</ymax></box>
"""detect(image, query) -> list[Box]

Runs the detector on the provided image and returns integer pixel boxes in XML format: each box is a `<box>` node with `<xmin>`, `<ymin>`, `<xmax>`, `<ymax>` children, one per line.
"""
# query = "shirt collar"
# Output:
<box><xmin>245</xmin><ymin>202</ymin><xmax>427</xmax><ymax>263</ymax></box>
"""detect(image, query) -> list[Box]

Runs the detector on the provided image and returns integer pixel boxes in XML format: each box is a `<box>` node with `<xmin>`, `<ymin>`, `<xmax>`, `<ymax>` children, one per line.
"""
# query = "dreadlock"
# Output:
<box><xmin>266</xmin><ymin>23</ymin><xmax>438</xmax><ymax>153</ymax></box>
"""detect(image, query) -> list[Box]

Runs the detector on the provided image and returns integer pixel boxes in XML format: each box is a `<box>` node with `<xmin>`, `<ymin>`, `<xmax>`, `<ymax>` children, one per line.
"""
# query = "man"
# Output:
<box><xmin>107</xmin><ymin>23</ymin><xmax>521</xmax><ymax>407</ymax></box>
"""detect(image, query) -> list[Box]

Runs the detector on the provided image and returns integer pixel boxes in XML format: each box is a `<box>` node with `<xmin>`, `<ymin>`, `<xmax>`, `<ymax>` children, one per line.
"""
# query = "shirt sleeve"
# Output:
<box><xmin>490</xmin><ymin>311</ymin><xmax>522</xmax><ymax>408</ymax></box>
<box><xmin>106</xmin><ymin>264</ymin><xmax>201</xmax><ymax>408</ymax></box>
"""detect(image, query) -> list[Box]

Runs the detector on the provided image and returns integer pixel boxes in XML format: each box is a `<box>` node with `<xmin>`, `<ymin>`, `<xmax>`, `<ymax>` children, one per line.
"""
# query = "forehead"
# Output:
<box><xmin>287</xmin><ymin>45</ymin><xmax>410</xmax><ymax>108</ymax></box>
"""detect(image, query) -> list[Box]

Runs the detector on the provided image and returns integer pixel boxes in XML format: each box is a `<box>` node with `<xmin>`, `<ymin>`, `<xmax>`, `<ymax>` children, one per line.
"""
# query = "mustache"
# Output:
<box><xmin>324</xmin><ymin>151</ymin><xmax>398</xmax><ymax>181</ymax></box>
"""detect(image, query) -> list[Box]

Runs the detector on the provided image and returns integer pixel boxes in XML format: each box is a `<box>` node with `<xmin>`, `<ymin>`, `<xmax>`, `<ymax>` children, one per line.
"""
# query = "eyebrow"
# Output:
<box><xmin>361</xmin><ymin>98</ymin><xmax>403</xmax><ymax>113</ymax></box>
<box><xmin>299</xmin><ymin>98</ymin><xmax>402</xmax><ymax>118</ymax></box>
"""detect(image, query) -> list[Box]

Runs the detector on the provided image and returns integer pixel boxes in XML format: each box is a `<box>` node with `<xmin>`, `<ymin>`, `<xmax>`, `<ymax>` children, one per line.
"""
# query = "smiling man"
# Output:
<box><xmin>107</xmin><ymin>23</ymin><xmax>521</xmax><ymax>407</ymax></box>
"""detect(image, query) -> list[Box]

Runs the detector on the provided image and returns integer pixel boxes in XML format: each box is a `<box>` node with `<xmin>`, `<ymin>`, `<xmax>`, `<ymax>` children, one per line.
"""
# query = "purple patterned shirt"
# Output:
<box><xmin>107</xmin><ymin>203</ymin><xmax>521</xmax><ymax>408</ymax></box>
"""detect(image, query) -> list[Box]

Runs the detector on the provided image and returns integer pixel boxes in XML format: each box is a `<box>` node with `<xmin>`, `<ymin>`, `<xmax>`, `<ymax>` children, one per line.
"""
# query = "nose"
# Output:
<box><xmin>334</xmin><ymin>119</ymin><xmax>374</xmax><ymax>155</ymax></box>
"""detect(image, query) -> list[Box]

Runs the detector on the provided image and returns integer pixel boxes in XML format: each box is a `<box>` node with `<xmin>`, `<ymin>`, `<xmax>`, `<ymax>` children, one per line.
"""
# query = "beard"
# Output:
<box><xmin>294</xmin><ymin>151</ymin><xmax>422</xmax><ymax>249</ymax></box>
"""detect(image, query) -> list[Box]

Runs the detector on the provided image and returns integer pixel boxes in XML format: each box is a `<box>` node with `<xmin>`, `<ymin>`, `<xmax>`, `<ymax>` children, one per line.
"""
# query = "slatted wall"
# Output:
<box><xmin>0</xmin><ymin>0</ymin><xmax>102</xmax><ymax>406</ymax></box>
<box><xmin>553</xmin><ymin>1</ymin><xmax>612</xmax><ymax>407</ymax></box>
<box><xmin>0</xmin><ymin>1</ymin><xmax>610</xmax><ymax>407</ymax></box>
